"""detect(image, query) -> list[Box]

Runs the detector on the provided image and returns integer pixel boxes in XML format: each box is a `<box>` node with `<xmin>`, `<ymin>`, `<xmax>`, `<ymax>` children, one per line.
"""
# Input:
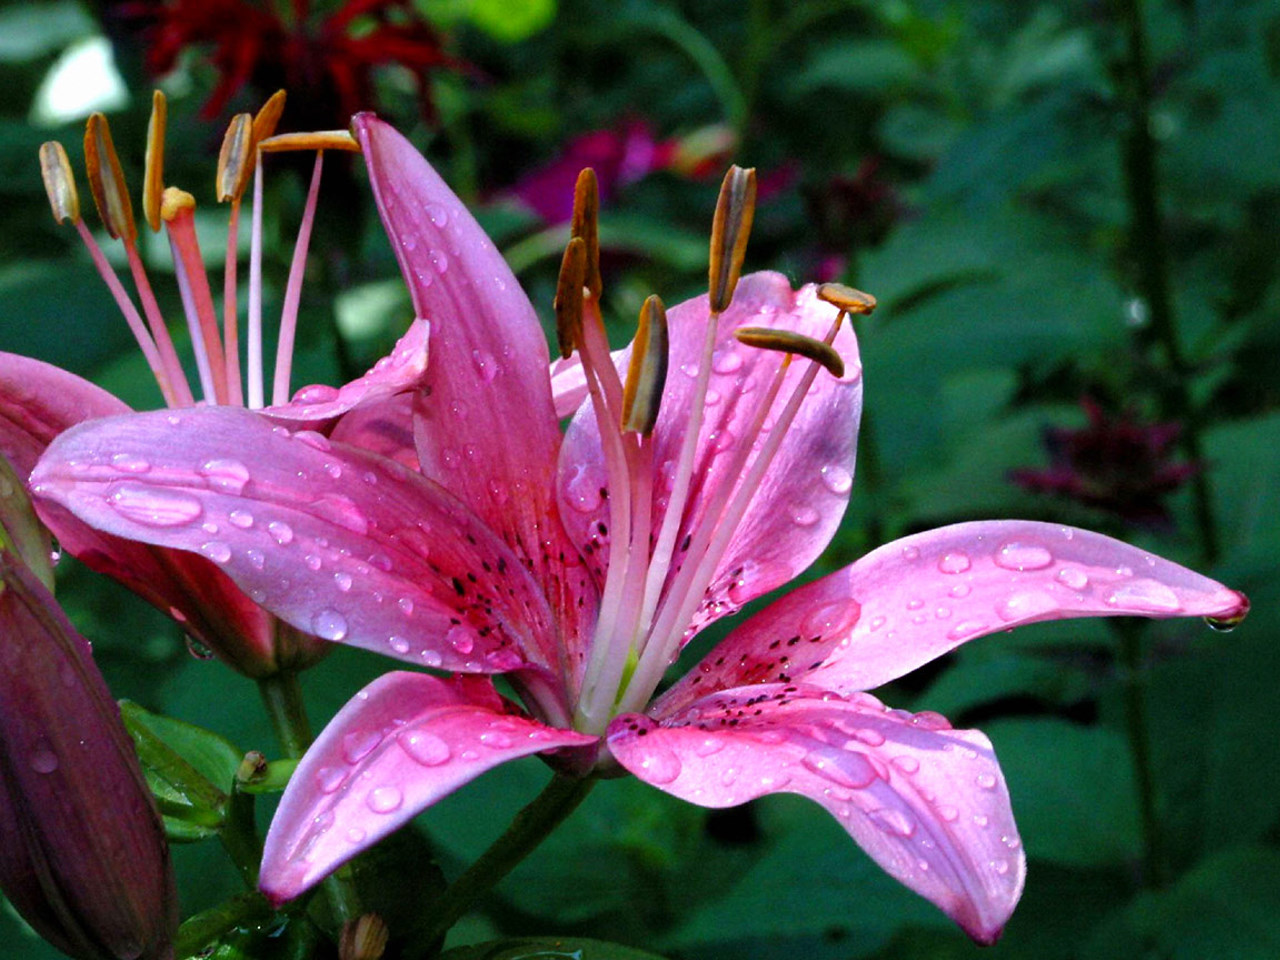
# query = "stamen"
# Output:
<box><xmin>252</xmin><ymin>90</ymin><xmax>288</xmax><ymax>145</ymax></box>
<box><xmin>257</xmin><ymin>131</ymin><xmax>361</xmax><ymax>153</ymax></box>
<box><xmin>571</xmin><ymin>169</ymin><xmax>602</xmax><ymax>299</ymax></box>
<box><xmin>817</xmin><ymin>282</ymin><xmax>877</xmax><ymax>316</ymax></box>
<box><xmin>621</xmin><ymin>296</ymin><xmax>669</xmax><ymax>435</ymax></box>
<box><xmin>554</xmin><ymin>237</ymin><xmax>587</xmax><ymax>360</ymax></box>
<box><xmin>38</xmin><ymin>142</ymin><xmax>79</xmax><ymax>224</ymax></box>
<box><xmin>162</xmin><ymin>187</ymin><xmax>227</xmax><ymax>404</ymax></box>
<box><xmin>83</xmin><ymin>113</ymin><xmax>136</xmax><ymax>242</ymax></box>
<box><xmin>272</xmin><ymin>151</ymin><xmax>326</xmax><ymax>406</ymax></box>
<box><xmin>735</xmin><ymin>326</ymin><xmax>844</xmax><ymax>378</ymax></box>
<box><xmin>708</xmin><ymin>165</ymin><xmax>756</xmax><ymax>313</ymax></box>
<box><xmin>216</xmin><ymin>113</ymin><xmax>253</xmax><ymax>203</ymax></box>
<box><xmin>248</xmin><ymin>158</ymin><xmax>266</xmax><ymax>409</ymax></box>
<box><xmin>143</xmin><ymin>91</ymin><xmax>166</xmax><ymax>232</ymax></box>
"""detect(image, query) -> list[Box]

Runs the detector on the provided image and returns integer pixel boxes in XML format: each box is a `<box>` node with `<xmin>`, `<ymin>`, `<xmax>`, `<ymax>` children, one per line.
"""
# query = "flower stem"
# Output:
<box><xmin>416</xmin><ymin>774</ymin><xmax>596</xmax><ymax>947</ymax></box>
<box><xmin>1115</xmin><ymin>618</ymin><xmax>1167</xmax><ymax>888</ymax></box>
<box><xmin>220</xmin><ymin>788</ymin><xmax>263</xmax><ymax>888</ymax></box>
<box><xmin>1111</xmin><ymin>0</ymin><xmax>1219</xmax><ymax>564</ymax></box>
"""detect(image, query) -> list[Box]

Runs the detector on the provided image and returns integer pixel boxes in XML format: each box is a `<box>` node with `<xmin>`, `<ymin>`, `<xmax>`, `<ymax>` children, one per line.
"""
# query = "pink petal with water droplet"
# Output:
<box><xmin>260</xmin><ymin>318</ymin><xmax>429</xmax><ymax>430</ymax></box>
<box><xmin>608</xmin><ymin>684</ymin><xmax>1022</xmax><ymax>943</ymax></box>
<box><xmin>0</xmin><ymin>353</ymin><xmax>278</xmax><ymax>675</ymax></box>
<box><xmin>558</xmin><ymin>274</ymin><xmax>860</xmax><ymax>633</ymax></box>
<box><xmin>261</xmin><ymin>672</ymin><xmax>595</xmax><ymax>904</ymax></box>
<box><xmin>329</xmin><ymin>394</ymin><xmax>420</xmax><ymax>471</ymax></box>
<box><xmin>33</xmin><ymin>407</ymin><xmax>557</xmax><ymax>675</ymax></box>
<box><xmin>355</xmin><ymin>115</ymin><xmax>595</xmax><ymax>666</ymax></box>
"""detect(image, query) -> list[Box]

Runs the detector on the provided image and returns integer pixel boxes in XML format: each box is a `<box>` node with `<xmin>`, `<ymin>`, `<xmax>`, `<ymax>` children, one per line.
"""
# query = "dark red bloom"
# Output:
<box><xmin>112</xmin><ymin>0</ymin><xmax>462</xmax><ymax>125</ymax></box>
<box><xmin>1011</xmin><ymin>397</ymin><xmax>1198</xmax><ymax>526</ymax></box>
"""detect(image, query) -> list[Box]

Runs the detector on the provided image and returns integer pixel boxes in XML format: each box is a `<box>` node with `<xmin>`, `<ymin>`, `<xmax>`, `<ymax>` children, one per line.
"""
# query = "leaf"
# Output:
<box><xmin>440</xmin><ymin>937</ymin><xmax>671</xmax><ymax>960</ymax></box>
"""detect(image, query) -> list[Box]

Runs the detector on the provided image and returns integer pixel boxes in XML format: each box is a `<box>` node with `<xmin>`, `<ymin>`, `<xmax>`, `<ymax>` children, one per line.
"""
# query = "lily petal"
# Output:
<box><xmin>329</xmin><ymin>393</ymin><xmax>420</xmax><ymax>471</ymax></box>
<box><xmin>608</xmin><ymin>685</ymin><xmax>1022</xmax><ymax>944</ymax></box>
<box><xmin>32</xmin><ymin>406</ymin><xmax>559</xmax><ymax>674</ymax></box>
<box><xmin>260</xmin><ymin>318</ymin><xmax>429</xmax><ymax>430</ymax></box>
<box><xmin>659</xmin><ymin>520</ymin><xmax>1248</xmax><ymax>711</ymax></box>
<box><xmin>0</xmin><ymin>353</ymin><xmax>276</xmax><ymax>674</ymax></box>
<box><xmin>558</xmin><ymin>273</ymin><xmax>860</xmax><ymax>630</ymax></box>
<box><xmin>260</xmin><ymin>671</ymin><xmax>595</xmax><ymax>904</ymax></box>
<box><xmin>354</xmin><ymin>115</ymin><xmax>592</xmax><ymax>652</ymax></box>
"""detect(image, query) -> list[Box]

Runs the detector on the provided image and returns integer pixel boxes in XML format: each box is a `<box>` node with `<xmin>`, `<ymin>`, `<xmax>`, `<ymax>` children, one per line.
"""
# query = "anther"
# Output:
<box><xmin>708</xmin><ymin>165</ymin><xmax>757</xmax><ymax>313</ymax></box>
<box><xmin>571</xmin><ymin>168</ymin><xmax>602</xmax><ymax>298</ymax></box>
<box><xmin>735</xmin><ymin>326</ymin><xmax>845</xmax><ymax>378</ymax></box>
<box><xmin>252</xmin><ymin>90</ymin><xmax>287</xmax><ymax>145</ymax></box>
<box><xmin>38</xmin><ymin>142</ymin><xmax>79</xmax><ymax>224</ymax></box>
<box><xmin>216</xmin><ymin>113</ymin><xmax>253</xmax><ymax>203</ymax></box>
<box><xmin>553</xmin><ymin>237</ymin><xmax>587</xmax><ymax>359</ymax></box>
<box><xmin>84</xmin><ymin>113</ymin><xmax>136</xmax><ymax>241</ymax></box>
<box><xmin>257</xmin><ymin>131</ymin><xmax>361</xmax><ymax>153</ymax></box>
<box><xmin>622</xmin><ymin>295</ymin><xmax>669</xmax><ymax>435</ymax></box>
<box><xmin>143</xmin><ymin>90</ymin><xmax>167</xmax><ymax>232</ymax></box>
<box><xmin>817</xmin><ymin>283</ymin><xmax>877</xmax><ymax>316</ymax></box>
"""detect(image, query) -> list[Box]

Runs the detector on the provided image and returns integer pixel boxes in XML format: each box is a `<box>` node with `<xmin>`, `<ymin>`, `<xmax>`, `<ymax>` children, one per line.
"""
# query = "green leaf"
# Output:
<box><xmin>440</xmin><ymin>937</ymin><xmax>671</xmax><ymax>960</ymax></box>
<box><xmin>421</xmin><ymin>0</ymin><xmax>557</xmax><ymax>43</ymax></box>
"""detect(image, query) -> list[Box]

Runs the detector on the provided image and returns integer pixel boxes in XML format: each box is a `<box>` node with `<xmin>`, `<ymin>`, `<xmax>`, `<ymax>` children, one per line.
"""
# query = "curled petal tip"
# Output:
<box><xmin>1205</xmin><ymin>589</ymin><xmax>1250</xmax><ymax>632</ymax></box>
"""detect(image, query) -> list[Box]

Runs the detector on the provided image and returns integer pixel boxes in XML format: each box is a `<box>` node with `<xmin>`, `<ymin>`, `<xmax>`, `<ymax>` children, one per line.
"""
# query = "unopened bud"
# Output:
<box><xmin>84</xmin><ymin>112</ymin><xmax>136</xmax><ymax>241</ymax></box>
<box><xmin>143</xmin><ymin>90</ymin><xmax>167</xmax><ymax>232</ymax></box>
<box><xmin>38</xmin><ymin>142</ymin><xmax>80</xmax><ymax>225</ymax></box>
<box><xmin>708</xmin><ymin>165</ymin><xmax>756</xmax><ymax>313</ymax></box>
<box><xmin>817</xmin><ymin>283</ymin><xmax>876</xmax><ymax>316</ymax></box>
<box><xmin>570</xmin><ymin>168</ymin><xmax>602</xmax><ymax>298</ymax></box>
<box><xmin>622</xmin><ymin>295</ymin><xmax>669</xmax><ymax>434</ymax></box>
<box><xmin>554</xmin><ymin>237</ymin><xmax>587</xmax><ymax>360</ymax></box>
<box><xmin>735</xmin><ymin>326</ymin><xmax>845</xmax><ymax>378</ymax></box>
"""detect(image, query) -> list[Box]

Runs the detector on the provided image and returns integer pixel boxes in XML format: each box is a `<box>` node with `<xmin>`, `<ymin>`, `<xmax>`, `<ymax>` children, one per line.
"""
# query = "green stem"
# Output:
<box><xmin>174</xmin><ymin>892</ymin><xmax>274</xmax><ymax>959</ymax></box>
<box><xmin>1115</xmin><ymin>618</ymin><xmax>1167</xmax><ymax>888</ymax></box>
<box><xmin>220</xmin><ymin>788</ymin><xmax>263</xmax><ymax>888</ymax></box>
<box><xmin>1112</xmin><ymin>0</ymin><xmax>1219</xmax><ymax>564</ymax></box>
<box><xmin>416</xmin><ymin>774</ymin><xmax>596</xmax><ymax>947</ymax></box>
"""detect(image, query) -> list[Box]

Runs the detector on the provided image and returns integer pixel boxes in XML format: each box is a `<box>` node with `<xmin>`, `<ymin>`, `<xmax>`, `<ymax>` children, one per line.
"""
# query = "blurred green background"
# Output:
<box><xmin>2</xmin><ymin>0</ymin><xmax>1279</xmax><ymax>957</ymax></box>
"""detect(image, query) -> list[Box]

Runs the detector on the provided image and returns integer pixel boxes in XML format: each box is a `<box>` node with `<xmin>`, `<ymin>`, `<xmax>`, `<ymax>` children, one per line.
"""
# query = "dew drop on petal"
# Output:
<box><xmin>938</xmin><ymin>552</ymin><xmax>971</xmax><ymax>574</ymax></box>
<box><xmin>1056</xmin><ymin>566</ymin><xmax>1089</xmax><ymax>590</ymax></box>
<box><xmin>199</xmin><ymin>458</ymin><xmax>251</xmax><ymax>495</ymax></box>
<box><xmin>314</xmin><ymin>766</ymin><xmax>346</xmax><ymax>794</ymax></box>
<box><xmin>110</xmin><ymin>453</ymin><xmax>151</xmax><ymax>474</ymax></box>
<box><xmin>472</xmin><ymin>349</ymin><xmax>498</xmax><ymax>382</ymax></box>
<box><xmin>994</xmin><ymin>541</ymin><xmax>1054</xmax><ymax>571</ymax></box>
<box><xmin>901</xmin><ymin>546</ymin><xmax>921</xmax><ymax>561</ymax></box>
<box><xmin>305</xmin><ymin>554</ymin><xmax>323</xmax><ymax>572</ymax></box>
<box><xmin>185</xmin><ymin>636</ymin><xmax>215</xmax><ymax>660</ymax></box>
<box><xmin>868</xmin><ymin>808</ymin><xmax>916</xmax><ymax>837</ymax></box>
<box><xmin>479</xmin><ymin>729</ymin><xmax>515</xmax><ymax>749</ymax></box>
<box><xmin>293</xmin><ymin>384</ymin><xmax>340</xmax><ymax>405</ymax></box>
<box><xmin>694</xmin><ymin>736</ymin><xmax>725</xmax><ymax>757</ymax></box>
<box><xmin>891</xmin><ymin>755</ymin><xmax>920</xmax><ymax>775</ymax></box>
<box><xmin>949</xmin><ymin>583</ymin><xmax>972</xmax><ymax>598</ymax></box>
<box><xmin>29</xmin><ymin>748</ymin><xmax>59</xmax><ymax>774</ymax></box>
<box><xmin>346</xmin><ymin>827</ymin><xmax>367</xmax><ymax>844</ymax></box>
<box><xmin>199</xmin><ymin>541</ymin><xmax>232</xmax><ymax>564</ymax></box>
<box><xmin>398</xmin><ymin>730</ymin><xmax>451</xmax><ymax>766</ymax></box>
<box><xmin>802</xmin><ymin>747</ymin><xmax>878</xmax><ymax>789</ymax></box>
<box><xmin>229</xmin><ymin>509</ymin><xmax>254</xmax><ymax>529</ymax></box>
<box><xmin>312</xmin><ymin>608</ymin><xmax>349</xmax><ymax>641</ymax></box>
<box><xmin>947</xmin><ymin>619</ymin><xmax>988</xmax><ymax>641</ymax></box>
<box><xmin>790</xmin><ymin>504</ymin><xmax>819</xmax><ymax>527</ymax></box>
<box><xmin>342</xmin><ymin>730</ymin><xmax>382</xmax><ymax>764</ymax></box>
<box><xmin>977</xmin><ymin>772</ymin><xmax>997</xmax><ymax>790</ymax></box>
<box><xmin>566</xmin><ymin>466</ymin><xmax>604</xmax><ymax>513</ymax></box>
<box><xmin>801</xmin><ymin>600</ymin><xmax>860</xmax><ymax>639</ymax></box>
<box><xmin>1105</xmin><ymin>579</ymin><xmax>1182</xmax><ymax>613</ymax></box>
<box><xmin>995</xmin><ymin>589</ymin><xmax>1059</xmax><ymax>622</ymax></box>
<box><xmin>366</xmin><ymin>786</ymin><xmax>404</xmax><ymax>814</ymax></box>
<box><xmin>935</xmin><ymin>804</ymin><xmax>960</xmax><ymax>823</ymax></box>
<box><xmin>446</xmin><ymin>625</ymin><xmax>476</xmax><ymax>654</ymax></box>
<box><xmin>638</xmin><ymin>746</ymin><xmax>682</xmax><ymax>784</ymax></box>
<box><xmin>397</xmin><ymin>597</ymin><xmax>415</xmax><ymax>616</ymax></box>
<box><xmin>108</xmin><ymin>485</ymin><xmax>203</xmax><ymax>527</ymax></box>
<box><xmin>820</xmin><ymin>463</ymin><xmax>853</xmax><ymax>495</ymax></box>
<box><xmin>388</xmin><ymin>635</ymin><xmax>410</xmax><ymax>655</ymax></box>
<box><xmin>268</xmin><ymin>521</ymin><xmax>294</xmax><ymax>545</ymax></box>
<box><xmin>712</xmin><ymin>349</ymin><xmax>743</xmax><ymax>374</ymax></box>
<box><xmin>334</xmin><ymin>572</ymin><xmax>353</xmax><ymax>592</ymax></box>
<box><xmin>247</xmin><ymin>549</ymin><xmax>266</xmax><ymax>570</ymax></box>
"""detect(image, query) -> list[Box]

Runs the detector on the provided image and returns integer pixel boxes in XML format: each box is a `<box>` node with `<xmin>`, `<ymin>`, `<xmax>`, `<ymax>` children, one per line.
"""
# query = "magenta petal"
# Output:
<box><xmin>32</xmin><ymin>406</ymin><xmax>558</xmax><ymax>674</ymax></box>
<box><xmin>261</xmin><ymin>672</ymin><xmax>596</xmax><ymax>903</ymax></box>
<box><xmin>608</xmin><ymin>685</ymin><xmax>1023</xmax><ymax>943</ymax></box>
<box><xmin>355</xmin><ymin>114</ymin><xmax>593</xmax><ymax>652</ymax></box>
<box><xmin>329</xmin><ymin>393</ymin><xmax>420</xmax><ymax>471</ymax></box>
<box><xmin>558</xmin><ymin>274</ymin><xmax>860</xmax><ymax>631</ymax></box>
<box><xmin>260</xmin><ymin>318</ymin><xmax>429</xmax><ymax>430</ymax></box>
<box><xmin>661</xmin><ymin>520</ymin><xmax>1248</xmax><ymax>709</ymax></box>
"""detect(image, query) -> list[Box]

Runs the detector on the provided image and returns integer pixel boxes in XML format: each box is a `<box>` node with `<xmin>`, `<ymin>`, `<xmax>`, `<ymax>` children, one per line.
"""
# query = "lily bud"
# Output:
<box><xmin>0</xmin><ymin>551</ymin><xmax>177</xmax><ymax>960</ymax></box>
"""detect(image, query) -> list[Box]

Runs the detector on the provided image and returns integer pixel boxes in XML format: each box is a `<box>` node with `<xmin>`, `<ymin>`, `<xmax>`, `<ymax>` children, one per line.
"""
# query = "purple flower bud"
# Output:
<box><xmin>0</xmin><ymin>551</ymin><xmax>177</xmax><ymax>960</ymax></box>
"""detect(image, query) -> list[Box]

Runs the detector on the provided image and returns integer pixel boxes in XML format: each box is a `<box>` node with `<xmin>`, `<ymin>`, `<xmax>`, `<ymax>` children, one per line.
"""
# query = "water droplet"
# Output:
<box><xmin>790</xmin><ymin>504</ymin><xmax>819</xmax><ymax>527</ymax></box>
<box><xmin>480</xmin><ymin>729</ymin><xmax>515</xmax><ymax>749</ymax></box>
<box><xmin>820</xmin><ymin>463</ymin><xmax>853</xmax><ymax>495</ymax></box>
<box><xmin>293</xmin><ymin>384</ymin><xmax>340</xmax><ymax>405</ymax></box>
<box><xmin>801</xmin><ymin>600</ymin><xmax>860</xmax><ymax>639</ymax></box>
<box><xmin>367</xmin><ymin>786</ymin><xmax>404</xmax><ymax>814</ymax></box>
<box><xmin>995</xmin><ymin>589</ymin><xmax>1059</xmax><ymax>622</ymax></box>
<box><xmin>108</xmin><ymin>485</ymin><xmax>203</xmax><ymax>526</ymax></box>
<box><xmin>312</xmin><ymin>608</ymin><xmax>349</xmax><ymax>641</ymax></box>
<box><xmin>694</xmin><ymin>736</ymin><xmax>725</xmax><ymax>757</ymax></box>
<box><xmin>199</xmin><ymin>458</ymin><xmax>251</xmax><ymax>495</ymax></box>
<box><xmin>638</xmin><ymin>746</ymin><xmax>682</xmax><ymax>784</ymax></box>
<box><xmin>247</xmin><ymin>549</ymin><xmax>266</xmax><ymax>570</ymax></box>
<box><xmin>314</xmin><ymin>766</ymin><xmax>346</xmax><ymax>794</ymax></box>
<box><xmin>802</xmin><ymin>748</ymin><xmax>878</xmax><ymax>789</ymax></box>
<box><xmin>972</xmin><ymin>813</ymin><xmax>989</xmax><ymax>828</ymax></box>
<box><xmin>424</xmin><ymin>203</ymin><xmax>449</xmax><ymax>226</ymax></box>
<box><xmin>910</xmin><ymin>711</ymin><xmax>951</xmax><ymax>731</ymax></box>
<box><xmin>902</xmin><ymin>546</ymin><xmax>921</xmax><ymax>561</ymax></box>
<box><xmin>430</xmin><ymin>248</ymin><xmax>449</xmax><ymax>274</ymax></box>
<box><xmin>892</xmin><ymin>755</ymin><xmax>920</xmax><ymax>775</ymax></box>
<box><xmin>397</xmin><ymin>597</ymin><xmax>415</xmax><ymax>616</ymax></box>
<box><xmin>324</xmin><ymin>462</ymin><xmax>343</xmax><ymax>480</ymax></box>
<box><xmin>312</xmin><ymin>493</ymin><xmax>368</xmax><ymax>535</ymax></box>
<box><xmin>472</xmin><ymin>349</ymin><xmax>498</xmax><ymax>382</ymax></box>
<box><xmin>399</xmin><ymin>730</ymin><xmax>451</xmax><ymax>766</ymax></box>
<box><xmin>1204</xmin><ymin>614</ymin><xmax>1242</xmax><ymax>633</ymax></box>
<box><xmin>906</xmin><ymin>598</ymin><xmax>924</xmax><ymax>611</ymax></box>
<box><xmin>936</xmin><ymin>804</ymin><xmax>960</xmax><ymax>822</ymax></box>
<box><xmin>1105</xmin><ymin>579</ymin><xmax>1181</xmax><ymax>613</ymax></box>
<box><xmin>947</xmin><ymin>619</ymin><xmax>987</xmax><ymax>641</ymax></box>
<box><xmin>110</xmin><ymin>452</ymin><xmax>151</xmax><ymax>474</ymax></box>
<box><xmin>185</xmin><ymin>636</ymin><xmax>215</xmax><ymax>660</ymax></box>
<box><xmin>977</xmin><ymin>772</ymin><xmax>997</xmax><ymax>789</ymax></box>
<box><xmin>346</xmin><ymin>827</ymin><xmax>367</xmax><ymax>844</ymax></box>
<box><xmin>868</xmin><ymin>808</ymin><xmax>915</xmax><ymax>837</ymax></box>
<box><xmin>305</xmin><ymin>554</ymin><xmax>323</xmax><ymax>572</ymax></box>
<box><xmin>994</xmin><ymin>541</ymin><xmax>1054</xmax><ymax>571</ymax></box>
<box><xmin>334</xmin><ymin>572</ymin><xmax>353</xmax><ymax>592</ymax></box>
<box><xmin>710</xmin><ymin>428</ymin><xmax>735</xmax><ymax>453</ymax></box>
<box><xmin>447</xmin><ymin>625</ymin><xmax>476</xmax><ymax>654</ymax></box>
<box><xmin>29</xmin><ymin>748</ymin><xmax>58</xmax><ymax>774</ymax></box>
<box><xmin>342</xmin><ymin>730</ymin><xmax>382</xmax><ymax>764</ymax></box>
<box><xmin>566</xmin><ymin>466</ymin><xmax>604</xmax><ymax>513</ymax></box>
<box><xmin>712</xmin><ymin>349</ymin><xmax>743</xmax><ymax>374</ymax></box>
<box><xmin>991</xmin><ymin>858</ymin><xmax>1010</xmax><ymax>876</ymax></box>
<box><xmin>268</xmin><ymin>520</ymin><xmax>294</xmax><ymax>545</ymax></box>
<box><xmin>938</xmin><ymin>552</ymin><xmax>971</xmax><ymax>574</ymax></box>
<box><xmin>388</xmin><ymin>635</ymin><xmax>410</xmax><ymax>654</ymax></box>
<box><xmin>199</xmin><ymin>541</ymin><xmax>231</xmax><ymax>564</ymax></box>
<box><xmin>1056</xmin><ymin>566</ymin><xmax>1089</xmax><ymax>590</ymax></box>
<box><xmin>228</xmin><ymin>509</ymin><xmax>254</xmax><ymax>529</ymax></box>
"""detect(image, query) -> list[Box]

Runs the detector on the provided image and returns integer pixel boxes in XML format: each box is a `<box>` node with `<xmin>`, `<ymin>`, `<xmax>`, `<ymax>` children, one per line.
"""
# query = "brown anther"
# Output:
<box><xmin>143</xmin><ymin>90</ymin><xmax>167</xmax><ymax>232</ymax></box>
<box><xmin>160</xmin><ymin>186</ymin><xmax>196</xmax><ymax>222</ymax></box>
<box><xmin>251</xmin><ymin>90</ymin><xmax>288</xmax><ymax>146</ymax></box>
<box><xmin>257</xmin><ymin>131</ymin><xmax>361</xmax><ymax>153</ymax></box>
<box><xmin>817</xmin><ymin>283</ymin><xmax>876</xmax><ymax>316</ymax></box>
<box><xmin>216</xmin><ymin>113</ymin><xmax>254</xmax><ymax>203</ymax></box>
<box><xmin>735</xmin><ymin>326</ymin><xmax>844</xmax><ymax>378</ymax></box>
<box><xmin>570</xmin><ymin>168</ymin><xmax>602</xmax><ymax>298</ymax></box>
<box><xmin>339</xmin><ymin>913</ymin><xmax>390</xmax><ymax>960</ymax></box>
<box><xmin>84</xmin><ymin>113</ymin><xmax>136</xmax><ymax>241</ymax></box>
<box><xmin>234</xmin><ymin>750</ymin><xmax>269</xmax><ymax>785</ymax></box>
<box><xmin>553</xmin><ymin>237</ymin><xmax>587</xmax><ymax>359</ymax></box>
<box><xmin>708</xmin><ymin>165</ymin><xmax>756</xmax><ymax>314</ymax></box>
<box><xmin>622</xmin><ymin>295</ymin><xmax>669</xmax><ymax>435</ymax></box>
<box><xmin>39</xmin><ymin>142</ymin><xmax>80</xmax><ymax>224</ymax></box>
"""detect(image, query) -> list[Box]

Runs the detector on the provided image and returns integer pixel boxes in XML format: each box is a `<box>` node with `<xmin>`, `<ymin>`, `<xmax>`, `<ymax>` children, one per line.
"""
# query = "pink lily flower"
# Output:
<box><xmin>0</xmin><ymin>96</ymin><xmax>429</xmax><ymax>676</ymax></box>
<box><xmin>30</xmin><ymin>116</ymin><xmax>1248</xmax><ymax>942</ymax></box>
